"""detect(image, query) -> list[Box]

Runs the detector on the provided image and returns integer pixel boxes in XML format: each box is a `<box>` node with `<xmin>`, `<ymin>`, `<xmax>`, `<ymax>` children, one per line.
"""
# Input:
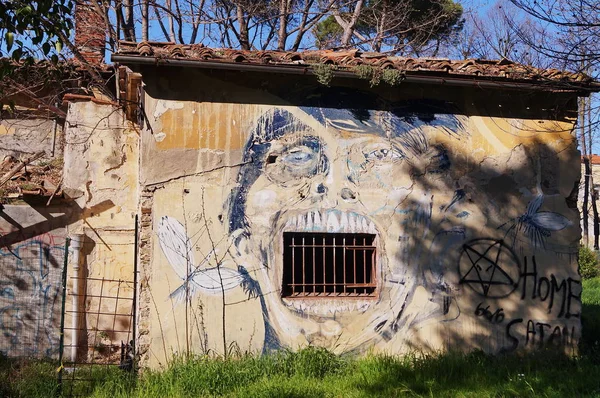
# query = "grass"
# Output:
<box><xmin>2</xmin><ymin>277</ymin><xmax>600</xmax><ymax>397</ymax></box>
<box><xmin>582</xmin><ymin>277</ymin><xmax>600</xmax><ymax>353</ymax></box>
<box><xmin>86</xmin><ymin>349</ymin><xmax>600</xmax><ymax>397</ymax></box>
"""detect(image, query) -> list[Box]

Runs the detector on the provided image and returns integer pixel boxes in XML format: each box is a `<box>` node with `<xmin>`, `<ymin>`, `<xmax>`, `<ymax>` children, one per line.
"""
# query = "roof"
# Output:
<box><xmin>0</xmin><ymin>155</ymin><xmax>63</xmax><ymax>202</ymax></box>
<box><xmin>0</xmin><ymin>58</ymin><xmax>114</xmax><ymax>118</ymax></box>
<box><xmin>582</xmin><ymin>155</ymin><xmax>600</xmax><ymax>166</ymax></box>
<box><xmin>113</xmin><ymin>42</ymin><xmax>599</xmax><ymax>92</ymax></box>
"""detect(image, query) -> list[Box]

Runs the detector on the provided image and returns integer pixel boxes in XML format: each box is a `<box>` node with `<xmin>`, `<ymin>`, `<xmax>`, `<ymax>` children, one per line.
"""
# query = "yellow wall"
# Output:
<box><xmin>138</xmin><ymin>79</ymin><xmax>581</xmax><ymax>367</ymax></box>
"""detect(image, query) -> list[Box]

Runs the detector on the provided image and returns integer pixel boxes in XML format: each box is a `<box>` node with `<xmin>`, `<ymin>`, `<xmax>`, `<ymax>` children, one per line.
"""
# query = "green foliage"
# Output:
<box><xmin>4</xmin><ymin>345</ymin><xmax>600</xmax><ymax>397</ymax></box>
<box><xmin>84</xmin><ymin>348</ymin><xmax>600</xmax><ymax>398</ymax></box>
<box><xmin>312</xmin><ymin>0</ymin><xmax>463</xmax><ymax>54</ymax></box>
<box><xmin>381</xmin><ymin>69</ymin><xmax>404</xmax><ymax>85</ymax></box>
<box><xmin>352</xmin><ymin>65</ymin><xmax>404</xmax><ymax>87</ymax></box>
<box><xmin>312</xmin><ymin>63</ymin><xmax>337</xmax><ymax>86</ymax></box>
<box><xmin>0</xmin><ymin>356</ymin><xmax>59</xmax><ymax>397</ymax></box>
<box><xmin>579</xmin><ymin>245</ymin><xmax>600</xmax><ymax>279</ymax></box>
<box><xmin>0</xmin><ymin>0</ymin><xmax>73</xmax><ymax>62</ymax></box>
<box><xmin>582</xmin><ymin>277</ymin><xmax>600</xmax><ymax>359</ymax></box>
<box><xmin>313</xmin><ymin>15</ymin><xmax>343</xmax><ymax>49</ymax></box>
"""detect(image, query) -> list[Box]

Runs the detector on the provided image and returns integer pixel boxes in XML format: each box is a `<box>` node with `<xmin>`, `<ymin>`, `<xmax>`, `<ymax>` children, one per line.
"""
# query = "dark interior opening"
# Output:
<box><xmin>282</xmin><ymin>232</ymin><xmax>377</xmax><ymax>298</ymax></box>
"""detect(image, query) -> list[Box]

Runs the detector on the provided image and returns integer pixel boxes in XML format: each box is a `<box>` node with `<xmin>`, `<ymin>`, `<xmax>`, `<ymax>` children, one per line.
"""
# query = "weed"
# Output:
<box><xmin>312</xmin><ymin>64</ymin><xmax>337</xmax><ymax>86</ymax></box>
<box><xmin>579</xmin><ymin>245</ymin><xmax>600</xmax><ymax>279</ymax></box>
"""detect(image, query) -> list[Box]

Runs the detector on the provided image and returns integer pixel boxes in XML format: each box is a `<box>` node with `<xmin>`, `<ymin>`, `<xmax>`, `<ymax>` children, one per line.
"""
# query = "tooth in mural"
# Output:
<box><xmin>306</xmin><ymin>212</ymin><xmax>313</xmax><ymax>230</ymax></box>
<box><xmin>298</xmin><ymin>214</ymin><xmax>306</xmax><ymax>230</ymax></box>
<box><xmin>347</xmin><ymin>214</ymin><xmax>355</xmax><ymax>232</ymax></box>
<box><xmin>354</xmin><ymin>216</ymin><xmax>361</xmax><ymax>232</ymax></box>
<box><xmin>368</xmin><ymin>221</ymin><xmax>376</xmax><ymax>234</ymax></box>
<box><xmin>285</xmin><ymin>217</ymin><xmax>293</xmax><ymax>229</ymax></box>
<box><xmin>361</xmin><ymin>217</ymin><xmax>369</xmax><ymax>232</ymax></box>
<box><xmin>314</xmin><ymin>211</ymin><xmax>322</xmax><ymax>229</ymax></box>
<box><xmin>327</xmin><ymin>212</ymin><xmax>339</xmax><ymax>232</ymax></box>
<box><xmin>340</xmin><ymin>212</ymin><xmax>348</xmax><ymax>232</ymax></box>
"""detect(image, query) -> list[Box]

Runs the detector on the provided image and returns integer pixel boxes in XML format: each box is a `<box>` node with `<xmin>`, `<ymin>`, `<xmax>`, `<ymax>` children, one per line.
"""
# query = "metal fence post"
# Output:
<box><xmin>57</xmin><ymin>237</ymin><xmax>71</xmax><ymax>397</ymax></box>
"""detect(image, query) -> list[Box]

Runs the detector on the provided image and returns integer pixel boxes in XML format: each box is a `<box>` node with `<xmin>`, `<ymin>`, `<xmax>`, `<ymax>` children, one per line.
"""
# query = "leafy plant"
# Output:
<box><xmin>579</xmin><ymin>245</ymin><xmax>599</xmax><ymax>279</ymax></box>
<box><xmin>352</xmin><ymin>65</ymin><xmax>404</xmax><ymax>87</ymax></box>
<box><xmin>312</xmin><ymin>63</ymin><xmax>337</xmax><ymax>86</ymax></box>
<box><xmin>0</xmin><ymin>1</ymin><xmax>72</xmax><ymax>63</ymax></box>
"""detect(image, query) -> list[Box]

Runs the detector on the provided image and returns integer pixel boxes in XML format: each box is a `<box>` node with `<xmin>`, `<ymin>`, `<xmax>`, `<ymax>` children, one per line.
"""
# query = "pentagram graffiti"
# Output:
<box><xmin>458</xmin><ymin>239</ymin><xmax>521</xmax><ymax>298</ymax></box>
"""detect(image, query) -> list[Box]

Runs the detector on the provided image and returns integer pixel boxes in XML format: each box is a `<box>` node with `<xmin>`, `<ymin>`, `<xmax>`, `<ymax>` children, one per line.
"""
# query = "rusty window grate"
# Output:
<box><xmin>282</xmin><ymin>232</ymin><xmax>377</xmax><ymax>298</ymax></box>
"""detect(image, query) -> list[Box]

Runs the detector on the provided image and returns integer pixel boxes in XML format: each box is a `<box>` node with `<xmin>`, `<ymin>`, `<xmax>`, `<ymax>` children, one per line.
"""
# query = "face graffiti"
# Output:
<box><xmin>226</xmin><ymin>103</ymin><xmax>466</xmax><ymax>352</ymax></box>
<box><xmin>154</xmin><ymin>95</ymin><xmax>580</xmax><ymax>358</ymax></box>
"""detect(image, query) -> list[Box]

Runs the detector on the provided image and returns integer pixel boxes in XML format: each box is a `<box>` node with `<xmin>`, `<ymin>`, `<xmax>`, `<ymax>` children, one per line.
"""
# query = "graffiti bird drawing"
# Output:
<box><xmin>499</xmin><ymin>195</ymin><xmax>571</xmax><ymax>249</ymax></box>
<box><xmin>157</xmin><ymin>216</ymin><xmax>248</xmax><ymax>301</ymax></box>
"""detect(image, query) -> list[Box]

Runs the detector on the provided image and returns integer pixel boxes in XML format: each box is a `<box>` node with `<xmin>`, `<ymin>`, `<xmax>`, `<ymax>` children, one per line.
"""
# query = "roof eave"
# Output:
<box><xmin>110</xmin><ymin>54</ymin><xmax>599</xmax><ymax>95</ymax></box>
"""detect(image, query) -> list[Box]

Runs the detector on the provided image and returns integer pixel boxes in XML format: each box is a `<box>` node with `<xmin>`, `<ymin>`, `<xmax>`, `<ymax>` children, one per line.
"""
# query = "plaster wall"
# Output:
<box><xmin>137</xmin><ymin>73</ymin><xmax>581</xmax><ymax>367</ymax></box>
<box><xmin>0</xmin><ymin>118</ymin><xmax>61</xmax><ymax>159</ymax></box>
<box><xmin>61</xmin><ymin>101</ymin><xmax>139</xmax><ymax>361</ymax></box>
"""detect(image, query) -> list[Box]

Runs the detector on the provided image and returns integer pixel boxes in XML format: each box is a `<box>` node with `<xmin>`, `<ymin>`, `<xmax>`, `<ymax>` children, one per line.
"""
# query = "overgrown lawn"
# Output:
<box><xmin>2</xmin><ymin>277</ymin><xmax>600</xmax><ymax>397</ymax></box>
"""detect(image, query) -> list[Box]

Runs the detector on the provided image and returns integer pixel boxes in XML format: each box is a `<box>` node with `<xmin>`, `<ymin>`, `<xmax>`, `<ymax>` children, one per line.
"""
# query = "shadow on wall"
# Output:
<box><xmin>146</xmin><ymin>80</ymin><xmax>582</xmax><ymax>361</ymax></box>
<box><xmin>0</xmin><ymin>199</ymin><xmax>115</xmax><ymax>359</ymax></box>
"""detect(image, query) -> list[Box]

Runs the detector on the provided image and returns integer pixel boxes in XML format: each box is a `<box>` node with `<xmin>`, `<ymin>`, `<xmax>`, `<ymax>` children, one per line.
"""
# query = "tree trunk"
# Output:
<box><xmin>237</xmin><ymin>4</ymin><xmax>250</xmax><ymax>50</ymax></box>
<box><xmin>333</xmin><ymin>0</ymin><xmax>364</xmax><ymax>47</ymax></box>
<box><xmin>277</xmin><ymin>0</ymin><xmax>290</xmax><ymax>51</ymax></box>
<box><xmin>124</xmin><ymin>0</ymin><xmax>136</xmax><ymax>41</ymax></box>
<box><xmin>581</xmin><ymin>97</ymin><xmax>589</xmax><ymax>246</ymax></box>
<box><xmin>167</xmin><ymin>0</ymin><xmax>176</xmax><ymax>42</ymax></box>
<box><xmin>142</xmin><ymin>0</ymin><xmax>149</xmax><ymax>41</ymax></box>
<box><xmin>590</xmin><ymin>169</ymin><xmax>599</xmax><ymax>250</ymax></box>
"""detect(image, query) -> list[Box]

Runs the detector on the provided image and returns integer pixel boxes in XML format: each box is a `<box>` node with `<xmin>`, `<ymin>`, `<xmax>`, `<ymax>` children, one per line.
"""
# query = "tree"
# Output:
<box><xmin>0</xmin><ymin>0</ymin><xmax>73</xmax><ymax>63</ymax></box>
<box><xmin>508</xmin><ymin>0</ymin><xmax>600</xmax><ymax>76</ymax></box>
<box><xmin>455</xmin><ymin>1</ymin><xmax>549</xmax><ymax>68</ymax></box>
<box><xmin>319</xmin><ymin>0</ymin><xmax>464</xmax><ymax>55</ymax></box>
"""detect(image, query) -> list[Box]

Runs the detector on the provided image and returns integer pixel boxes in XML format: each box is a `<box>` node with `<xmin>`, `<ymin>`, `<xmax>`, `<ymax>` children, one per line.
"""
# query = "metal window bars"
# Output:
<box><xmin>282</xmin><ymin>232</ymin><xmax>377</xmax><ymax>298</ymax></box>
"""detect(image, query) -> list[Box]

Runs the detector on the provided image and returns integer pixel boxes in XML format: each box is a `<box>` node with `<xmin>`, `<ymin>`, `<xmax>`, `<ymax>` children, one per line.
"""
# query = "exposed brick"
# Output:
<box><xmin>75</xmin><ymin>1</ymin><xmax>105</xmax><ymax>64</ymax></box>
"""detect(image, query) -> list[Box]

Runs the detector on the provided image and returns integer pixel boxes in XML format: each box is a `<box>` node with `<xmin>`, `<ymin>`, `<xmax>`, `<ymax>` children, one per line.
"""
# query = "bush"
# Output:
<box><xmin>579</xmin><ymin>245</ymin><xmax>600</xmax><ymax>279</ymax></box>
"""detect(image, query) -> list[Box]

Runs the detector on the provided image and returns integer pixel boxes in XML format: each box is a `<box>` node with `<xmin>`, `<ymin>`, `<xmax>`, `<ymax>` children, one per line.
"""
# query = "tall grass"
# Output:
<box><xmin>582</xmin><ymin>277</ymin><xmax>600</xmax><ymax>357</ymax></box>
<box><xmin>0</xmin><ymin>356</ymin><xmax>59</xmax><ymax>397</ymax></box>
<box><xmin>85</xmin><ymin>348</ymin><xmax>600</xmax><ymax>398</ymax></box>
<box><xmin>2</xmin><ymin>277</ymin><xmax>600</xmax><ymax>397</ymax></box>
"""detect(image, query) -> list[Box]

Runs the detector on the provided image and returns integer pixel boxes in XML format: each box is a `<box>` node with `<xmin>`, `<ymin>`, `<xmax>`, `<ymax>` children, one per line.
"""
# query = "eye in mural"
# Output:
<box><xmin>216</xmin><ymin>100</ymin><xmax>470</xmax><ymax>352</ymax></box>
<box><xmin>263</xmin><ymin>137</ymin><xmax>327</xmax><ymax>185</ymax></box>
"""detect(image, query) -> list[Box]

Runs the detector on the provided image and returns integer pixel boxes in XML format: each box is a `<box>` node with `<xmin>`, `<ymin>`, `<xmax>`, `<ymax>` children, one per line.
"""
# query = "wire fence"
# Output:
<box><xmin>59</xmin><ymin>275</ymin><xmax>136</xmax><ymax>397</ymax></box>
<box><xmin>1</xmin><ymin>223</ymin><xmax>138</xmax><ymax>397</ymax></box>
<box><xmin>0</xmin><ymin>238</ymin><xmax>67</xmax><ymax>359</ymax></box>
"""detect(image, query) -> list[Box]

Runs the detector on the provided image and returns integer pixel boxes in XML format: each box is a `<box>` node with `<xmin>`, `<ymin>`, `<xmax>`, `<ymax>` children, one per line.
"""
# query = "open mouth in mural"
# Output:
<box><xmin>278</xmin><ymin>209</ymin><xmax>380</xmax><ymax>316</ymax></box>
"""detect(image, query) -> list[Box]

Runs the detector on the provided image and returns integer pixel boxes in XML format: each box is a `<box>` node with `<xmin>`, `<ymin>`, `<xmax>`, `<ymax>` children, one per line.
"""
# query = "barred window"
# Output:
<box><xmin>282</xmin><ymin>232</ymin><xmax>377</xmax><ymax>298</ymax></box>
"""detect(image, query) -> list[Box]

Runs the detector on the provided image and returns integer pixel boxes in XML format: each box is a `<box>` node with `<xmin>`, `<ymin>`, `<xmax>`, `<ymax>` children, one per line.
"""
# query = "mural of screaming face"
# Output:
<box><xmin>150</xmin><ymin>85</ymin><xmax>581</xmax><ymax>359</ymax></box>
<box><xmin>156</xmin><ymin>93</ymin><xmax>477</xmax><ymax>354</ymax></box>
<box><xmin>215</xmin><ymin>97</ymin><xmax>470</xmax><ymax>353</ymax></box>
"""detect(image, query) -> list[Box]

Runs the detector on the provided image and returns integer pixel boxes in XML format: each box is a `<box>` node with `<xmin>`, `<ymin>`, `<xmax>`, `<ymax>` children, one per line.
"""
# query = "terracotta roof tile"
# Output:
<box><xmin>114</xmin><ymin>41</ymin><xmax>598</xmax><ymax>89</ymax></box>
<box><xmin>582</xmin><ymin>155</ymin><xmax>600</xmax><ymax>165</ymax></box>
<box><xmin>0</xmin><ymin>155</ymin><xmax>63</xmax><ymax>200</ymax></box>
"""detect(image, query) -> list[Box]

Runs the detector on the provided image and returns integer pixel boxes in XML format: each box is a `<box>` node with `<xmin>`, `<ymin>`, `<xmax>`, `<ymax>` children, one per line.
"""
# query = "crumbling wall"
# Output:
<box><xmin>137</xmin><ymin>73</ymin><xmax>581</xmax><ymax>367</ymax></box>
<box><xmin>0</xmin><ymin>119</ymin><xmax>60</xmax><ymax>159</ymax></box>
<box><xmin>62</xmin><ymin>101</ymin><xmax>139</xmax><ymax>362</ymax></box>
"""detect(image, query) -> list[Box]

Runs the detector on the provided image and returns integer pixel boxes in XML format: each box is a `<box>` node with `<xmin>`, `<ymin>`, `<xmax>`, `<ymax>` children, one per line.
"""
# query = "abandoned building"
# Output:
<box><xmin>1</xmin><ymin>23</ymin><xmax>599</xmax><ymax>370</ymax></box>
